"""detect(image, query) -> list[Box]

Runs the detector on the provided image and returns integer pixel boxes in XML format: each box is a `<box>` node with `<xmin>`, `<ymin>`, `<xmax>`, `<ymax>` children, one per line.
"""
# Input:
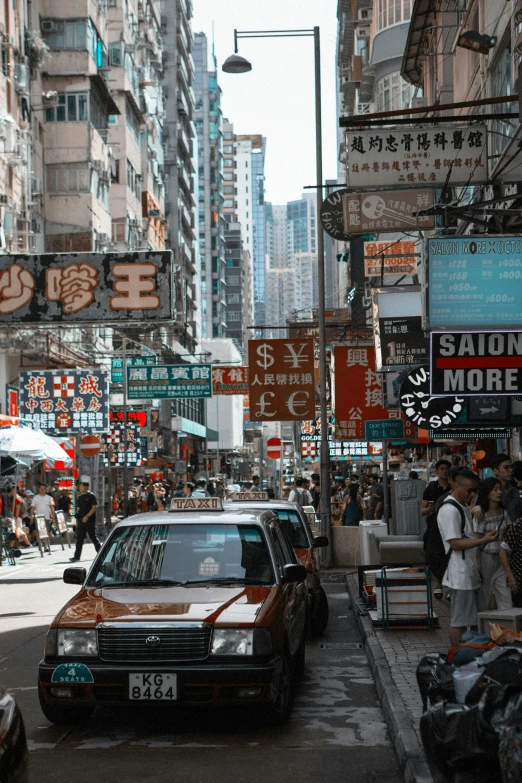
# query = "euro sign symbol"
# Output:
<box><xmin>256</xmin><ymin>343</ymin><xmax>274</xmax><ymax>370</ymax></box>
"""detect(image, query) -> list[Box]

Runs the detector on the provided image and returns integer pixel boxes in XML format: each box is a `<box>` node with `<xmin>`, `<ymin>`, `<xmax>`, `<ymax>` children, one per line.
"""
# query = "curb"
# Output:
<box><xmin>346</xmin><ymin>573</ymin><xmax>433</xmax><ymax>783</ymax></box>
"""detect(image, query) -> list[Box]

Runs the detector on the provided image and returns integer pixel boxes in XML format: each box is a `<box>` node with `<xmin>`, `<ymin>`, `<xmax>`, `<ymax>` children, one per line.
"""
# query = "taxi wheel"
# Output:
<box><xmin>264</xmin><ymin>651</ymin><xmax>295</xmax><ymax>725</ymax></box>
<box><xmin>38</xmin><ymin>684</ymin><xmax>95</xmax><ymax>726</ymax></box>
<box><xmin>310</xmin><ymin>586</ymin><xmax>329</xmax><ymax>637</ymax></box>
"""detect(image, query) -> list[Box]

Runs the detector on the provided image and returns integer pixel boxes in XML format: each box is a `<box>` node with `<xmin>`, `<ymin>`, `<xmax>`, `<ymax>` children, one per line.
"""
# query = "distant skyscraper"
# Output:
<box><xmin>287</xmin><ymin>192</ymin><xmax>317</xmax><ymax>255</ymax></box>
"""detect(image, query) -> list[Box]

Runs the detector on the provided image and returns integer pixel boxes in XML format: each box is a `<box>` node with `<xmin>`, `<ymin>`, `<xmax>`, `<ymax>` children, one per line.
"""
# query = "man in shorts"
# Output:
<box><xmin>438</xmin><ymin>468</ymin><xmax>499</xmax><ymax>645</ymax></box>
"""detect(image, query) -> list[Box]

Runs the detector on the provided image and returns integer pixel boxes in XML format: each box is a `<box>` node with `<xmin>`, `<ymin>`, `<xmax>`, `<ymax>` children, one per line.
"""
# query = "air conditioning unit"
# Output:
<box><xmin>41</xmin><ymin>20</ymin><xmax>56</xmax><ymax>34</ymax></box>
<box><xmin>14</xmin><ymin>62</ymin><xmax>28</xmax><ymax>93</ymax></box>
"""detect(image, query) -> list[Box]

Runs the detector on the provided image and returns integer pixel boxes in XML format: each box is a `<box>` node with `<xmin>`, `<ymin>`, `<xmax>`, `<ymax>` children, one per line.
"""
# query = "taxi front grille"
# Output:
<box><xmin>97</xmin><ymin>623</ymin><xmax>212</xmax><ymax>663</ymax></box>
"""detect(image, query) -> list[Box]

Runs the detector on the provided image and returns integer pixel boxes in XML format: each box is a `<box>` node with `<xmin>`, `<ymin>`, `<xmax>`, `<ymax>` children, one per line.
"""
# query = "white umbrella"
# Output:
<box><xmin>0</xmin><ymin>426</ymin><xmax>73</xmax><ymax>467</ymax></box>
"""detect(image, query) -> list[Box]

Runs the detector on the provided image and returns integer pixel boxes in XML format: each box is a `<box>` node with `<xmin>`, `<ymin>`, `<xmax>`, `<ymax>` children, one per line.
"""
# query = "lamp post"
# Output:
<box><xmin>223</xmin><ymin>27</ymin><xmax>331</xmax><ymax>557</ymax></box>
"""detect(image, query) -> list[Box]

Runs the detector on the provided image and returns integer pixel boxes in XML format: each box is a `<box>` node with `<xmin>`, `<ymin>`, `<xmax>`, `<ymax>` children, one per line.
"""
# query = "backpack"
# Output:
<box><xmin>293</xmin><ymin>488</ymin><xmax>306</xmax><ymax>508</ymax></box>
<box><xmin>437</xmin><ymin>498</ymin><xmax>467</xmax><ymax>570</ymax></box>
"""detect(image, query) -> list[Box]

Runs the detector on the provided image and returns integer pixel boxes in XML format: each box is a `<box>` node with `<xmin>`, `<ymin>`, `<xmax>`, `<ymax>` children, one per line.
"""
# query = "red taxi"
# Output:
<box><xmin>38</xmin><ymin>497</ymin><xmax>307</xmax><ymax>725</ymax></box>
<box><xmin>226</xmin><ymin>493</ymin><xmax>329</xmax><ymax>636</ymax></box>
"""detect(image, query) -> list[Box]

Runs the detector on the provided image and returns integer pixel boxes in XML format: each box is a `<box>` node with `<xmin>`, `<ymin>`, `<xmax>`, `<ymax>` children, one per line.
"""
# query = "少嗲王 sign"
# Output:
<box><xmin>346</xmin><ymin>125</ymin><xmax>488</xmax><ymax>188</ymax></box>
<box><xmin>127</xmin><ymin>364</ymin><xmax>213</xmax><ymax>400</ymax></box>
<box><xmin>428</xmin><ymin>235</ymin><xmax>522</xmax><ymax>328</ymax></box>
<box><xmin>430</xmin><ymin>331</ymin><xmax>522</xmax><ymax>396</ymax></box>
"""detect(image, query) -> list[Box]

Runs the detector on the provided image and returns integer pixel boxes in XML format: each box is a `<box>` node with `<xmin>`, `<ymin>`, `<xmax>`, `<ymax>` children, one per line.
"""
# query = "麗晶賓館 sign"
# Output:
<box><xmin>428</xmin><ymin>236</ymin><xmax>522</xmax><ymax>328</ymax></box>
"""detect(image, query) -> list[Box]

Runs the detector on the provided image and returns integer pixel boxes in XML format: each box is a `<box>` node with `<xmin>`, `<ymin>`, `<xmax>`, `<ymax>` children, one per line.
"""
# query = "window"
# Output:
<box><xmin>223</xmin><ymin>185</ymin><xmax>234</xmax><ymax>195</ymax></box>
<box><xmin>245</xmin><ymin>174</ymin><xmax>248</xmax><ymax>181</ymax></box>
<box><xmin>224</xmin><ymin>199</ymin><xmax>234</xmax><ymax>208</ymax></box>
<box><xmin>109</xmin><ymin>41</ymin><xmax>123</xmax><ymax>66</ymax></box>
<box><xmin>44</xmin><ymin>19</ymin><xmax>87</xmax><ymax>50</ymax></box>
<box><xmin>108</xmin><ymin>114</ymin><xmax>118</xmax><ymax>125</ymax></box>
<box><xmin>223</xmin><ymin>172</ymin><xmax>233</xmax><ymax>181</ymax></box>
<box><xmin>46</xmin><ymin>164</ymin><xmax>90</xmax><ymax>192</ymax></box>
<box><xmin>45</xmin><ymin>93</ymin><xmax>88</xmax><ymax>122</ymax></box>
<box><xmin>227</xmin><ymin>311</ymin><xmax>241</xmax><ymax>321</ymax></box>
<box><xmin>125</xmin><ymin>100</ymin><xmax>140</xmax><ymax>145</ymax></box>
<box><xmin>227</xmin><ymin>293</ymin><xmax>241</xmax><ymax>304</ymax></box>
<box><xmin>223</xmin><ymin>145</ymin><xmax>234</xmax><ymax>154</ymax></box>
<box><xmin>126</xmin><ymin>158</ymin><xmax>141</xmax><ymax>200</ymax></box>
<box><xmin>228</xmin><ymin>276</ymin><xmax>240</xmax><ymax>286</ymax></box>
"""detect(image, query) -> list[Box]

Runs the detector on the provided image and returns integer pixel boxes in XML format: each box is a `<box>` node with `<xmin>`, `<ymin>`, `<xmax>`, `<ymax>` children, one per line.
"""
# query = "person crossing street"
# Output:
<box><xmin>70</xmin><ymin>481</ymin><xmax>101</xmax><ymax>562</ymax></box>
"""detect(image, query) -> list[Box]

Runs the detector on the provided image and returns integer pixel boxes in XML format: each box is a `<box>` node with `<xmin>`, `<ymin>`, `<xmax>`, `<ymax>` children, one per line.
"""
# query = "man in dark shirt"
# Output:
<box><xmin>368</xmin><ymin>475</ymin><xmax>383</xmax><ymax>519</ymax></box>
<box><xmin>422</xmin><ymin>460</ymin><xmax>451</xmax><ymax>596</ymax></box>
<box><xmin>70</xmin><ymin>481</ymin><xmax>101</xmax><ymax>562</ymax></box>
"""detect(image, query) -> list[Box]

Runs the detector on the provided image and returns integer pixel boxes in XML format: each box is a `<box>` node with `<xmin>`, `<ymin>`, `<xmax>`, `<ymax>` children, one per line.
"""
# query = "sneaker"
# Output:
<box><xmin>69</xmin><ymin>557</ymin><xmax>80</xmax><ymax>562</ymax></box>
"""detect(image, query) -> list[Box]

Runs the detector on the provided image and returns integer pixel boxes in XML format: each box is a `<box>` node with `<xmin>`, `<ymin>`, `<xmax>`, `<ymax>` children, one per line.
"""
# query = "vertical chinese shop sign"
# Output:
<box><xmin>334</xmin><ymin>345</ymin><xmax>395</xmax><ymax>439</ymax></box>
<box><xmin>248</xmin><ymin>338</ymin><xmax>315</xmax><ymax>422</ymax></box>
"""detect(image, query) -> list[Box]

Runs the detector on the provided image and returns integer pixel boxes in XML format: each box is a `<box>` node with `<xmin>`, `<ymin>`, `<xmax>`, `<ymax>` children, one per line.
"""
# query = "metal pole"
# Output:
<box><xmin>382</xmin><ymin>440</ymin><xmax>389</xmax><ymax>527</ymax></box>
<box><xmin>314</xmin><ymin>26</ymin><xmax>331</xmax><ymax>562</ymax></box>
<box><xmin>122</xmin><ymin>335</ymin><xmax>128</xmax><ymax>517</ymax></box>
<box><xmin>258</xmin><ymin>436</ymin><xmax>264</xmax><ymax>488</ymax></box>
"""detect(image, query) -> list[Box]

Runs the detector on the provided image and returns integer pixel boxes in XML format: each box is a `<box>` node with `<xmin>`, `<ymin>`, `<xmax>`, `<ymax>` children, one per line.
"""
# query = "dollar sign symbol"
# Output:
<box><xmin>256</xmin><ymin>344</ymin><xmax>274</xmax><ymax>369</ymax></box>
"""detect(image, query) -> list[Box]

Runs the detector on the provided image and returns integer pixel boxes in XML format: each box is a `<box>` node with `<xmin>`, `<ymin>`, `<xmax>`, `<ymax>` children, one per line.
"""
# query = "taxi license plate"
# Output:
<box><xmin>129</xmin><ymin>673</ymin><xmax>177</xmax><ymax>701</ymax></box>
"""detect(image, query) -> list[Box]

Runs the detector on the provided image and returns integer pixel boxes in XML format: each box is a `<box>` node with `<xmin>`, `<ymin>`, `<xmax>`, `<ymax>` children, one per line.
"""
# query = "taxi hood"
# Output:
<box><xmin>55</xmin><ymin>585</ymin><xmax>275</xmax><ymax>628</ymax></box>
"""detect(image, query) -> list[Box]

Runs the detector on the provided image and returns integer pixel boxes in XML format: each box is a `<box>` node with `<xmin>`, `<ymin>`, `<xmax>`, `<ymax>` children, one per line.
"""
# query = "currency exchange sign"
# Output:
<box><xmin>212</xmin><ymin>366</ymin><xmax>249</xmax><ymax>395</ymax></box>
<box><xmin>346</xmin><ymin>125</ymin><xmax>487</xmax><ymax>188</ymax></box>
<box><xmin>127</xmin><ymin>364</ymin><xmax>212</xmax><ymax>400</ymax></box>
<box><xmin>334</xmin><ymin>345</ymin><xmax>395</xmax><ymax>439</ymax></box>
<box><xmin>247</xmin><ymin>338</ymin><xmax>315</xmax><ymax>422</ymax></box>
<box><xmin>0</xmin><ymin>252</ymin><xmax>173</xmax><ymax>324</ymax></box>
<box><xmin>19</xmin><ymin>369</ymin><xmax>109</xmax><ymax>433</ymax></box>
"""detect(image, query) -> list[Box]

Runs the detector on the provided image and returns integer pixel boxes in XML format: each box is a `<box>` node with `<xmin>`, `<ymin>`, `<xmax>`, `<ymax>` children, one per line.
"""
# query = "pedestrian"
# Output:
<box><xmin>340</xmin><ymin>485</ymin><xmax>365</xmax><ymax>526</ymax></box>
<box><xmin>408</xmin><ymin>470</ymin><xmax>419</xmax><ymax>480</ymax></box>
<box><xmin>193</xmin><ymin>479</ymin><xmax>210</xmax><ymax>498</ymax></box>
<box><xmin>184</xmin><ymin>482</ymin><xmax>195</xmax><ymax>497</ymax></box>
<box><xmin>207</xmin><ymin>481</ymin><xmax>215</xmax><ymax>497</ymax></box>
<box><xmin>422</xmin><ymin>459</ymin><xmax>451</xmax><ymax>600</ymax></box>
<box><xmin>310</xmin><ymin>473</ymin><xmax>320</xmax><ymax>511</ymax></box>
<box><xmin>171</xmin><ymin>482</ymin><xmax>185</xmax><ymax>498</ymax></box>
<box><xmin>288</xmin><ymin>477</ymin><xmax>313</xmax><ymax>507</ymax></box>
<box><xmin>473</xmin><ymin>454</ymin><xmax>522</xmax><ymax>522</ymax></box>
<box><xmin>473</xmin><ymin>477</ymin><xmax>513</xmax><ymax>611</ymax></box>
<box><xmin>56</xmin><ymin>488</ymin><xmax>72</xmax><ymax>520</ymax></box>
<box><xmin>7</xmin><ymin>486</ymin><xmax>31</xmax><ymax>548</ymax></box>
<box><xmin>70</xmin><ymin>481</ymin><xmax>101</xmax><ymax>562</ymax></box>
<box><xmin>437</xmin><ymin>467</ymin><xmax>498</xmax><ymax>645</ymax></box>
<box><xmin>30</xmin><ymin>483</ymin><xmax>56</xmax><ymax>543</ymax></box>
<box><xmin>368</xmin><ymin>475</ymin><xmax>383</xmax><ymax>520</ymax></box>
<box><xmin>252</xmin><ymin>475</ymin><xmax>261</xmax><ymax>490</ymax></box>
<box><xmin>500</xmin><ymin>515</ymin><xmax>522</xmax><ymax>608</ymax></box>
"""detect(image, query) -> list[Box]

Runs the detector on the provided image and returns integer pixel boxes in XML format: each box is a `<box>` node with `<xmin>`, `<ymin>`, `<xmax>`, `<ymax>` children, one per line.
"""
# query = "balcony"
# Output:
<box><xmin>177</xmin><ymin>125</ymin><xmax>192</xmax><ymax>158</ymax></box>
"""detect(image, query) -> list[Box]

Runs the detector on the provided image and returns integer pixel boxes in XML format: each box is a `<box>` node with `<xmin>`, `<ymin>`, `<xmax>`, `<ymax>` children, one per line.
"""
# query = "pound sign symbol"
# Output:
<box><xmin>256</xmin><ymin>343</ymin><xmax>274</xmax><ymax>370</ymax></box>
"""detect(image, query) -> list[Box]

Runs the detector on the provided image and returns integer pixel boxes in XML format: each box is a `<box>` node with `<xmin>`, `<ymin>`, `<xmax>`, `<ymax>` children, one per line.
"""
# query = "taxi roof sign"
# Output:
<box><xmin>231</xmin><ymin>491</ymin><xmax>270</xmax><ymax>502</ymax></box>
<box><xmin>169</xmin><ymin>497</ymin><xmax>224</xmax><ymax>512</ymax></box>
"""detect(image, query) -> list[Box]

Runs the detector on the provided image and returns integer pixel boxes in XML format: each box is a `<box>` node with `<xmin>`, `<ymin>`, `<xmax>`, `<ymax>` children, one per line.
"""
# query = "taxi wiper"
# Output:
<box><xmin>100</xmin><ymin>578</ymin><xmax>185</xmax><ymax>587</ymax></box>
<box><xmin>180</xmin><ymin>577</ymin><xmax>268</xmax><ymax>586</ymax></box>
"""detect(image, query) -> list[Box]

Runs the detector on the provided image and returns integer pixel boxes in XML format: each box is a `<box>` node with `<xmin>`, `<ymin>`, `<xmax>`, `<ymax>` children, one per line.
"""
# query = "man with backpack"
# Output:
<box><xmin>288</xmin><ymin>477</ymin><xmax>312</xmax><ymax>508</ymax></box>
<box><xmin>437</xmin><ymin>467</ymin><xmax>499</xmax><ymax>645</ymax></box>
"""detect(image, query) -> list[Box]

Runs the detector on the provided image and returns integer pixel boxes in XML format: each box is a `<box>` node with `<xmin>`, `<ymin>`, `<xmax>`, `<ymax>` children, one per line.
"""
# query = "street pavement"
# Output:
<box><xmin>1</xmin><ymin>547</ymin><xmax>402</xmax><ymax>783</ymax></box>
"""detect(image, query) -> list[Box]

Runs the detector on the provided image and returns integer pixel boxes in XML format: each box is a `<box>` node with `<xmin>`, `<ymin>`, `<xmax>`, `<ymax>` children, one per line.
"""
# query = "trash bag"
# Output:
<box><xmin>498</xmin><ymin>724</ymin><xmax>522</xmax><ymax>782</ymax></box>
<box><xmin>448</xmin><ymin>631</ymin><xmax>497</xmax><ymax>666</ymax></box>
<box><xmin>420</xmin><ymin>701</ymin><xmax>499</xmax><ymax>783</ymax></box>
<box><xmin>416</xmin><ymin>653</ymin><xmax>455</xmax><ymax>710</ymax></box>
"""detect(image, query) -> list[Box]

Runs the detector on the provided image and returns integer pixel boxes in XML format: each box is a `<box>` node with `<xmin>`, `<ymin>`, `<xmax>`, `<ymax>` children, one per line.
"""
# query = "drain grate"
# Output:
<box><xmin>320</xmin><ymin>642</ymin><xmax>363</xmax><ymax>649</ymax></box>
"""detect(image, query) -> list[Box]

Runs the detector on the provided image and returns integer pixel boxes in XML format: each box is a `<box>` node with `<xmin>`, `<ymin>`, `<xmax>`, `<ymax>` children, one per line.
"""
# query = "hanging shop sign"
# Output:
<box><xmin>0</xmin><ymin>252</ymin><xmax>173</xmax><ymax>324</ymax></box>
<box><xmin>427</xmin><ymin>236</ymin><xmax>522</xmax><ymax>328</ymax></box>
<box><xmin>372</xmin><ymin>286</ymin><xmax>428</xmax><ymax>372</ymax></box>
<box><xmin>127</xmin><ymin>364</ymin><xmax>212</xmax><ymax>400</ymax></box>
<box><xmin>18</xmin><ymin>369</ymin><xmax>109</xmax><ymax>433</ymax></box>
<box><xmin>343</xmin><ymin>189</ymin><xmax>435</xmax><ymax>234</ymax></box>
<box><xmin>364</xmin><ymin>240</ymin><xmax>418</xmax><ymax>277</ymax></box>
<box><xmin>111</xmin><ymin>356</ymin><xmax>157</xmax><ymax>384</ymax></box>
<box><xmin>110</xmin><ymin>409</ymin><xmax>149</xmax><ymax>429</ymax></box>
<box><xmin>102</xmin><ymin>423</ymin><xmax>143</xmax><ymax>466</ymax></box>
<box><xmin>333</xmin><ymin>344</ymin><xmax>396</xmax><ymax>439</ymax></box>
<box><xmin>364</xmin><ymin>419</ymin><xmax>405</xmax><ymax>441</ymax></box>
<box><xmin>346</xmin><ymin>125</ymin><xmax>488</xmax><ymax>188</ymax></box>
<box><xmin>399</xmin><ymin>365</ymin><xmax>465</xmax><ymax>431</ymax></box>
<box><xmin>212</xmin><ymin>366</ymin><xmax>249</xmax><ymax>395</ymax></box>
<box><xmin>429</xmin><ymin>427</ymin><xmax>511</xmax><ymax>441</ymax></box>
<box><xmin>320</xmin><ymin>189</ymin><xmax>353</xmax><ymax>240</ymax></box>
<box><xmin>430</xmin><ymin>330</ymin><xmax>522</xmax><ymax>395</ymax></box>
<box><xmin>468</xmin><ymin>396</ymin><xmax>510</xmax><ymax>422</ymax></box>
<box><xmin>6</xmin><ymin>385</ymin><xmax>18</xmax><ymax>417</ymax></box>
<box><xmin>247</xmin><ymin>338</ymin><xmax>315</xmax><ymax>422</ymax></box>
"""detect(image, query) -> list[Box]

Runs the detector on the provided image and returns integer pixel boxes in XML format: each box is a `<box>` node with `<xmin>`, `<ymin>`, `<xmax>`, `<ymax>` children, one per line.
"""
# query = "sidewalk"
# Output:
<box><xmin>346</xmin><ymin>572</ymin><xmax>452</xmax><ymax>783</ymax></box>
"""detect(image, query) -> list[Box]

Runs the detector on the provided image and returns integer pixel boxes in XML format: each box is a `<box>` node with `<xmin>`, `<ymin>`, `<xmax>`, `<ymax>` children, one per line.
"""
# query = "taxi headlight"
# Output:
<box><xmin>57</xmin><ymin>629</ymin><xmax>98</xmax><ymax>657</ymax></box>
<box><xmin>210</xmin><ymin>629</ymin><xmax>254</xmax><ymax>656</ymax></box>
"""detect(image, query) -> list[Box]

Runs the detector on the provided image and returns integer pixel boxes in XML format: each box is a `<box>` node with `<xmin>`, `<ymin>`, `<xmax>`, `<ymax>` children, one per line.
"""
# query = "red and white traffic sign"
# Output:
<box><xmin>266</xmin><ymin>437</ymin><xmax>282</xmax><ymax>460</ymax></box>
<box><xmin>80</xmin><ymin>434</ymin><xmax>102</xmax><ymax>457</ymax></box>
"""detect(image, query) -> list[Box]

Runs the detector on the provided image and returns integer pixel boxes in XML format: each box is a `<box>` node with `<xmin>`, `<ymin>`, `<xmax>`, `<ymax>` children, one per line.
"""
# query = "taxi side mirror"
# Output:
<box><xmin>282</xmin><ymin>564</ymin><xmax>307</xmax><ymax>583</ymax></box>
<box><xmin>63</xmin><ymin>567</ymin><xmax>86</xmax><ymax>585</ymax></box>
<box><xmin>313</xmin><ymin>535</ymin><xmax>329</xmax><ymax>548</ymax></box>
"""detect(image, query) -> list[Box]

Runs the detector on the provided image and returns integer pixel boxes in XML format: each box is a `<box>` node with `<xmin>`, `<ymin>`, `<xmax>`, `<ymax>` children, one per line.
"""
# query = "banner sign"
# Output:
<box><xmin>0</xmin><ymin>252</ymin><xmax>173</xmax><ymax>324</ymax></box>
<box><xmin>212</xmin><ymin>366</ymin><xmax>249</xmax><ymax>395</ymax></box>
<box><xmin>102</xmin><ymin>423</ymin><xmax>142</xmax><ymax>466</ymax></box>
<box><xmin>428</xmin><ymin>236</ymin><xmax>522</xmax><ymax>328</ymax></box>
<box><xmin>430</xmin><ymin>331</ymin><xmax>522</xmax><ymax>396</ymax></box>
<box><xmin>6</xmin><ymin>385</ymin><xmax>18</xmax><ymax>417</ymax></box>
<box><xmin>111</xmin><ymin>356</ymin><xmax>156</xmax><ymax>384</ymax></box>
<box><xmin>344</xmin><ymin>189</ymin><xmax>435</xmax><ymax>234</ymax></box>
<box><xmin>333</xmin><ymin>344</ymin><xmax>394</xmax><ymax>439</ymax></box>
<box><xmin>248</xmin><ymin>338</ymin><xmax>315</xmax><ymax>422</ymax></box>
<box><xmin>346</xmin><ymin>125</ymin><xmax>488</xmax><ymax>188</ymax></box>
<box><xmin>110</xmin><ymin>409</ymin><xmax>148</xmax><ymax>428</ymax></box>
<box><xmin>372</xmin><ymin>286</ymin><xmax>428</xmax><ymax>372</ymax></box>
<box><xmin>429</xmin><ymin>427</ymin><xmax>511</xmax><ymax>441</ymax></box>
<box><xmin>19</xmin><ymin>369</ymin><xmax>109</xmax><ymax>433</ymax></box>
<box><xmin>399</xmin><ymin>365</ymin><xmax>465</xmax><ymax>431</ymax></box>
<box><xmin>364</xmin><ymin>241</ymin><xmax>418</xmax><ymax>276</ymax></box>
<box><xmin>127</xmin><ymin>364</ymin><xmax>212</xmax><ymax>400</ymax></box>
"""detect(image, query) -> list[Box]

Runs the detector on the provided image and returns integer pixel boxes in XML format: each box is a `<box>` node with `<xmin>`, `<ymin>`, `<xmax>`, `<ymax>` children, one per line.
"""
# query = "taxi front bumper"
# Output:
<box><xmin>39</xmin><ymin>657</ymin><xmax>283</xmax><ymax>707</ymax></box>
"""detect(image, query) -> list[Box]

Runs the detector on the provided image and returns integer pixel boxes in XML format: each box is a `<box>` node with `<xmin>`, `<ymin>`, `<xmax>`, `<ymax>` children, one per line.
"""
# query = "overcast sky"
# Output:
<box><xmin>192</xmin><ymin>0</ymin><xmax>339</xmax><ymax>205</ymax></box>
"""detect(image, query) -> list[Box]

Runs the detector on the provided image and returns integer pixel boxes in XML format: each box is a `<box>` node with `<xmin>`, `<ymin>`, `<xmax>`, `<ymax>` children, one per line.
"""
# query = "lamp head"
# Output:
<box><xmin>222</xmin><ymin>54</ymin><xmax>252</xmax><ymax>74</ymax></box>
<box><xmin>457</xmin><ymin>30</ymin><xmax>496</xmax><ymax>55</ymax></box>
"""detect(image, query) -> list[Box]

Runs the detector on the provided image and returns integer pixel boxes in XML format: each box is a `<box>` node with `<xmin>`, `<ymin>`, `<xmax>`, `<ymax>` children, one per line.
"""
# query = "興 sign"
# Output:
<box><xmin>127</xmin><ymin>364</ymin><xmax>212</xmax><ymax>400</ymax></box>
<box><xmin>364</xmin><ymin>241</ymin><xmax>418</xmax><ymax>277</ymax></box>
<box><xmin>430</xmin><ymin>331</ymin><xmax>522</xmax><ymax>396</ymax></box>
<box><xmin>428</xmin><ymin>235</ymin><xmax>522</xmax><ymax>328</ymax></box>
<box><xmin>346</xmin><ymin>125</ymin><xmax>487</xmax><ymax>188</ymax></box>
<box><xmin>0</xmin><ymin>252</ymin><xmax>173</xmax><ymax>323</ymax></box>
<box><xmin>344</xmin><ymin>189</ymin><xmax>435</xmax><ymax>234</ymax></box>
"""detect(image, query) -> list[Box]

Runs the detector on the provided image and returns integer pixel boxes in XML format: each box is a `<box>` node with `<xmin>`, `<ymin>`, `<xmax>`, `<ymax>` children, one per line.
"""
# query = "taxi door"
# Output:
<box><xmin>269</xmin><ymin>525</ymin><xmax>307</xmax><ymax>658</ymax></box>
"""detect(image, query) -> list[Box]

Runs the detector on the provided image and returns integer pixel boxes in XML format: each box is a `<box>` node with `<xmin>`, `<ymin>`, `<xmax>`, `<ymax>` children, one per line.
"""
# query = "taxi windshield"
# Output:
<box><xmin>271</xmin><ymin>510</ymin><xmax>310</xmax><ymax>549</ymax></box>
<box><xmin>88</xmin><ymin>524</ymin><xmax>274</xmax><ymax>587</ymax></box>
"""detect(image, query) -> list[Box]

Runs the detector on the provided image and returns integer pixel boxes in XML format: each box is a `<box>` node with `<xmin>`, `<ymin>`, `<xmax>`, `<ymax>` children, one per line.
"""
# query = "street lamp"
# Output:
<box><xmin>222</xmin><ymin>27</ymin><xmax>331</xmax><ymax>558</ymax></box>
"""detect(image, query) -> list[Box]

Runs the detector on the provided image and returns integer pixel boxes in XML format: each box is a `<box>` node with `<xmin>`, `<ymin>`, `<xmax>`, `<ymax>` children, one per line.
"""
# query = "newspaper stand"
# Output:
<box><xmin>55</xmin><ymin>511</ymin><xmax>72</xmax><ymax>550</ymax></box>
<box><xmin>35</xmin><ymin>514</ymin><xmax>51</xmax><ymax>556</ymax></box>
<box><xmin>369</xmin><ymin>567</ymin><xmax>436</xmax><ymax>630</ymax></box>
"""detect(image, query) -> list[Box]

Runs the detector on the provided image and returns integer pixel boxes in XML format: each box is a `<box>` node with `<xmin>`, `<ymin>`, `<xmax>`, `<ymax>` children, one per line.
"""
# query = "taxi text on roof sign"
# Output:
<box><xmin>231</xmin><ymin>492</ymin><xmax>269</xmax><ymax>501</ymax></box>
<box><xmin>169</xmin><ymin>497</ymin><xmax>224</xmax><ymax>512</ymax></box>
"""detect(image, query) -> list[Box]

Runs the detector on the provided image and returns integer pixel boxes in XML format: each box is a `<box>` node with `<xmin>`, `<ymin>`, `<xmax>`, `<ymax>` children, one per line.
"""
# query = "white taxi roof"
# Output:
<box><xmin>115</xmin><ymin>503</ymin><xmax>278</xmax><ymax>528</ymax></box>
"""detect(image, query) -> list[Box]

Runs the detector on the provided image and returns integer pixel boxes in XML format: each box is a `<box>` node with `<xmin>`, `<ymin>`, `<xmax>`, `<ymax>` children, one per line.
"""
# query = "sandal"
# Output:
<box><xmin>434</xmin><ymin>587</ymin><xmax>443</xmax><ymax>600</ymax></box>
